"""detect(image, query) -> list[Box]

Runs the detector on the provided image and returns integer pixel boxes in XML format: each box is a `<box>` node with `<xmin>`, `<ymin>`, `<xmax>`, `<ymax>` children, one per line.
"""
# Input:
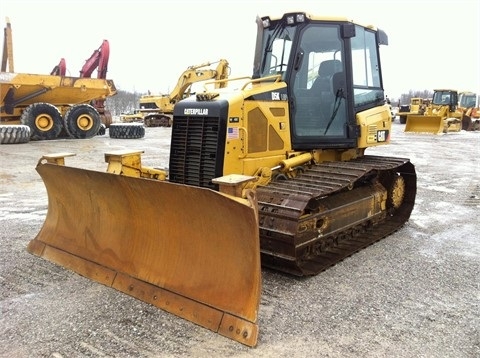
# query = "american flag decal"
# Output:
<box><xmin>227</xmin><ymin>127</ymin><xmax>239</xmax><ymax>139</ymax></box>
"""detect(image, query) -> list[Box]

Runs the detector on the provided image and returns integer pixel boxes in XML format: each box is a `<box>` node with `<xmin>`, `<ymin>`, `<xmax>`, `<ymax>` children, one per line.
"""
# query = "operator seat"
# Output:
<box><xmin>311</xmin><ymin>59</ymin><xmax>342</xmax><ymax>93</ymax></box>
<box><xmin>311</xmin><ymin>60</ymin><xmax>343</xmax><ymax>120</ymax></box>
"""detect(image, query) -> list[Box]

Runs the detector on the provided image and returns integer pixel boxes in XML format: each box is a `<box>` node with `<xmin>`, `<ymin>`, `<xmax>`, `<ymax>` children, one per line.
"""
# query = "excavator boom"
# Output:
<box><xmin>78</xmin><ymin>39</ymin><xmax>112</xmax><ymax>126</ymax></box>
<box><xmin>169</xmin><ymin>59</ymin><xmax>230</xmax><ymax>102</ymax></box>
<box><xmin>79</xmin><ymin>40</ymin><xmax>110</xmax><ymax>79</ymax></box>
<box><xmin>137</xmin><ymin>59</ymin><xmax>230</xmax><ymax>127</ymax></box>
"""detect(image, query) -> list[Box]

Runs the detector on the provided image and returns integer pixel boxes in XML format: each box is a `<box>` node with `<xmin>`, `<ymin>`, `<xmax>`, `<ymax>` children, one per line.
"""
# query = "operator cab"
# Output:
<box><xmin>432</xmin><ymin>90</ymin><xmax>458</xmax><ymax>107</ymax></box>
<box><xmin>254</xmin><ymin>12</ymin><xmax>388</xmax><ymax>150</ymax></box>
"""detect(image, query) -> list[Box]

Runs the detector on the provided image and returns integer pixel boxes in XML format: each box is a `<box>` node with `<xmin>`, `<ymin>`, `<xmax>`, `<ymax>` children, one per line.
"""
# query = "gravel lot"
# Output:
<box><xmin>1</xmin><ymin>121</ymin><xmax>479</xmax><ymax>357</ymax></box>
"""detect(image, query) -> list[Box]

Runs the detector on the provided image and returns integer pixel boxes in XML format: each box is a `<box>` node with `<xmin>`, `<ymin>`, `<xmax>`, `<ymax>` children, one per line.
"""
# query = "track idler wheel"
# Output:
<box><xmin>387</xmin><ymin>174</ymin><xmax>406</xmax><ymax>211</ymax></box>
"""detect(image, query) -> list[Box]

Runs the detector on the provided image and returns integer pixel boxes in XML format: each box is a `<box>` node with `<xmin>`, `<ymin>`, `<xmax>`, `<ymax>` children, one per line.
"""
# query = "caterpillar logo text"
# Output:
<box><xmin>184</xmin><ymin>108</ymin><xmax>209</xmax><ymax>115</ymax></box>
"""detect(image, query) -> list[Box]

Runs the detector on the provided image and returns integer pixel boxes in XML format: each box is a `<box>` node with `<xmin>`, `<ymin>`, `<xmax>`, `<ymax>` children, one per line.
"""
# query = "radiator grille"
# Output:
<box><xmin>169</xmin><ymin>116</ymin><xmax>223</xmax><ymax>189</ymax></box>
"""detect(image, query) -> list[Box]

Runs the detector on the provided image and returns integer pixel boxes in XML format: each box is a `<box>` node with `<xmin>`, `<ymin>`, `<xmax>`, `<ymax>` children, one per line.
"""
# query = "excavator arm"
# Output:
<box><xmin>168</xmin><ymin>59</ymin><xmax>230</xmax><ymax>103</ymax></box>
<box><xmin>50</xmin><ymin>58</ymin><xmax>66</xmax><ymax>76</ymax></box>
<box><xmin>77</xmin><ymin>40</ymin><xmax>112</xmax><ymax>126</ymax></box>
<box><xmin>138</xmin><ymin>59</ymin><xmax>230</xmax><ymax>127</ymax></box>
<box><xmin>79</xmin><ymin>39</ymin><xmax>110</xmax><ymax>79</ymax></box>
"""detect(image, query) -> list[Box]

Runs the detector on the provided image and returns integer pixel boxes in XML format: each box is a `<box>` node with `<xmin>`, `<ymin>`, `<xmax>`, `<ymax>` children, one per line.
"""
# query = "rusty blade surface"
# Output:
<box><xmin>28</xmin><ymin>162</ymin><xmax>261</xmax><ymax>346</ymax></box>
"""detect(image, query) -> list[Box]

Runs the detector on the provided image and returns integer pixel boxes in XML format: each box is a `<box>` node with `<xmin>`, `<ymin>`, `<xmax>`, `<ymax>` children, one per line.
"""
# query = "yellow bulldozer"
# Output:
<box><xmin>404</xmin><ymin>89</ymin><xmax>464</xmax><ymax>134</ymax></box>
<box><xmin>0</xmin><ymin>17</ymin><xmax>117</xmax><ymax>143</ymax></box>
<box><xmin>27</xmin><ymin>12</ymin><xmax>417</xmax><ymax>347</ymax></box>
<box><xmin>134</xmin><ymin>59</ymin><xmax>230</xmax><ymax>127</ymax></box>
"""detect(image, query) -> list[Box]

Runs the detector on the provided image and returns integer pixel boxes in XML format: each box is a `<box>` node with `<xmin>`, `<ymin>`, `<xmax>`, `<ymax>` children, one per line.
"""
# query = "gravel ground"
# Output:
<box><xmin>0</xmin><ymin>122</ymin><xmax>479</xmax><ymax>357</ymax></box>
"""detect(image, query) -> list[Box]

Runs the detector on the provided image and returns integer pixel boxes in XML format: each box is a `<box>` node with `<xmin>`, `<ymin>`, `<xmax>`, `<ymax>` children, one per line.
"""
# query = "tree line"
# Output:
<box><xmin>105</xmin><ymin>89</ymin><xmax>146</xmax><ymax>116</ymax></box>
<box><xmin>395</xmin><ymin>90</ymin><xmax>434</xmax><ymax>107</ymax></box>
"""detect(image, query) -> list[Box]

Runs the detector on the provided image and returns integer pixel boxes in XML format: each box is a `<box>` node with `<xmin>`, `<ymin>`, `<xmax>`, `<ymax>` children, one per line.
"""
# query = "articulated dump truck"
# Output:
<box><xmin>0</xmin><ymin>72</ymin><xmax>117</xmax><ymax>141</ymax></box>
<box><xmin>28</xmin><ymin>12</ymin><xmax>417</xmax><ymax>347</ymax></box>
<box><xmin>0</xmin><ymin>18</ymin><xmax>116</xmax><ymax>143</ymax></box>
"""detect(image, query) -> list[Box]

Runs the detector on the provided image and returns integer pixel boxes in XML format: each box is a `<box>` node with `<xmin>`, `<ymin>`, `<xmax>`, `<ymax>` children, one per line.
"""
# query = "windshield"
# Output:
<box><xmin>432</xmin><ymin>91</ymin><xmax>455</xmax><ymax>105</ymax></box>
<box><xmin>255</xmin><ymin>21</ymin><xmax>296</xmax><ymax>79</ymax></box>
<box><xmin>459</xmin><ymin>94</ymin><xmax>476</xmax><ymax>108</ymax></box>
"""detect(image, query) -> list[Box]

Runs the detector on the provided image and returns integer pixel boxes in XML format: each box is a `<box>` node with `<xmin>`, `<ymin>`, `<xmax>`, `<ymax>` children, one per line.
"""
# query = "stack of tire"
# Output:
<box><xmin>1</xmin><ymin>122</ymin><xmax>146</xmax><ymax>144</ymax></box>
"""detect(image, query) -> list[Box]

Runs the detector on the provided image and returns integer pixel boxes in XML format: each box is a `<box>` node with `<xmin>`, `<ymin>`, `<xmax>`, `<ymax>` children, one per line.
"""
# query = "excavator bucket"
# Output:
<box><xmin>27</xmin><ymin>158</ymin><xmax>261</xmax><ymax>347</ymax></box>
<box><xmin>404</xmin><ymin>114</ymin><xmax>443</xmax><ymax>134</ymax></box>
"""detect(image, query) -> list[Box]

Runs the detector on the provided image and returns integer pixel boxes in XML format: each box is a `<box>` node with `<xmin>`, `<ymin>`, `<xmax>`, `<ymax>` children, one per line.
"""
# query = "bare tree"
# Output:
<box><xmin>399</xmin><ymin>89</ymin><xmax>434</xmax><ymax>106</ymax></box>
<box><xmin>106</xmin><ymin>90</ymin><xmax>145</xmax><ymax>116</ymax></box>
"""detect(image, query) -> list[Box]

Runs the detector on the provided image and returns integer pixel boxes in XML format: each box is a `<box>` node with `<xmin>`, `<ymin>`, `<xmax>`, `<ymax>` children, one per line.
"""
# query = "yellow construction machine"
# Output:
<box><xmin>397</xmin><ymin>97</ymin><xmax>428</xmax><ymax>124</ymax></box>
<box><xmin>28</xmin><ymin>12</ymin><xmax>417</xmax><ymax>347</ymax></box>
<box><xmin>136</xmin><ymin>59</ymin><xmax>230</xmax><ymax>127</ymax></box>
<box><xmin>119</xmin><ymin>109</ymin><xmax>144</xmax><ymax>123</ymax></box>
<box><xmin>405</xmin><ymin>89</ymin><xmax>464</xmax><ymax>134</ymax></box>
<box><xmin>0</xmin><ymin>17</ymin><xmax>117</xmax><ymax>143</ymax></box>
<box><xmin>458</xmin><ymin>91</ymin><xmax>480</xmax><ymax>131</ymax></box>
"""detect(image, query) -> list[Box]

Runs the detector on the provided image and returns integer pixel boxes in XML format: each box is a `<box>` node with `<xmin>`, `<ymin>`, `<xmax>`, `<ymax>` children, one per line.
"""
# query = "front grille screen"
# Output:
<box><xmin>169</xmin><ymin>116</ymin><xmax>222</xmax><ymax>189</ymax></box>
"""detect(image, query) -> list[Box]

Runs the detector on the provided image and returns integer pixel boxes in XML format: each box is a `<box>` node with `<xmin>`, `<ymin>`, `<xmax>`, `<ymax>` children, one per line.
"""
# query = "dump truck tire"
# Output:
<box><xmin>63</xmin><ymin>104</ymin><xmax>102</xmax><ymax>139</ymax></box>
<box><xmin>100</xmin><ymin>109</ymin><xmax>113</xmax><ymax>127</ymax></box>
<box><xmin>97</xmin><ymin>123</ymin><xmax>106</xmax><ymax>136</ymax></box>
<box><xmin>0</xmin><ymin>125</ymin><xmax>30</xmax><ymax>144</ymax></box>
<box><xmin>20</xmin><ymin>103</ymin><xmax>63</xmax><ymax>141</ymax></box>
<box><xmin>109</xmin><ymin>123</ymin><xmax>145</xmax><ymax>139</ymax></box>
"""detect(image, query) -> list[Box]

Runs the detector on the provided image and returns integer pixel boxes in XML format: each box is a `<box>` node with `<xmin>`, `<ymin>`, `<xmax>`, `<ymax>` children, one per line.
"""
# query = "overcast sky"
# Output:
<box><xmin>2</xmin><ymin>0</ymin><xmax>479</xmax><ymax>100</ymax></box>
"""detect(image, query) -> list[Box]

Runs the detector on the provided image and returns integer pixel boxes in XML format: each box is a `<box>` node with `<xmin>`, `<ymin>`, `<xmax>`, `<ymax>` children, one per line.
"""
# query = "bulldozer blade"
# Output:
<box><xmin>404</xmin><ymin>115</ymin><xmax>443</xmax><ymax>134</ymax></box>
<box><xmin>27</xmin><ymin>161</ymin><xmax>261</xmax><ymax>347</ymax></box>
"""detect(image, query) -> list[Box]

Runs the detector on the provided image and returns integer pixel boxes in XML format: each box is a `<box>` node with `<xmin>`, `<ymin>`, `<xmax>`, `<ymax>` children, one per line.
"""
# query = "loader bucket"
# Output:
<box><xmin>404</xmin><ymin>114</ymin><xmax>443</xmax><ymax>134</ymax></box>
<box><xmin>27</xmin><ymin>160</ymin><xmax>261</xmax><ymax>347</ymax></box>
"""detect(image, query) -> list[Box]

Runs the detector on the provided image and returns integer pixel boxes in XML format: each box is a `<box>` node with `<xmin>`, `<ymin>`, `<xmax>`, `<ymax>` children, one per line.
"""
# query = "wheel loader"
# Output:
<box><xmin>27</xmin><ymin>12</ymin><xmax>417</xmax><ymax>347</ymax></box>
<box><xmin>458</xmin><ymin>91</ymin><xmax>480</xmax><ymax>131</ymax></box>
<box><xmin>404</xmin><ymin>89</ymin><xmax>464</xmax><ymax>134</ymax></box>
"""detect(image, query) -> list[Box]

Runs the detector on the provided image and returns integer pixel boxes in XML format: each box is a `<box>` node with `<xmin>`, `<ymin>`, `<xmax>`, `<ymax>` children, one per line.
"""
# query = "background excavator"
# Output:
<box><xmin>28</xmin><ymin>12</ymin><xmax>417</xmax><ymax>347</ymax></box>
<box><xmin>0</xmin><ymin>18</ymin><xmax>116</xmax><ymax>143</ymax></box>
<box><xmin>131</xmin><ymin>59</ymin><xmax>230</xmax><ymax>127</ymax></box>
